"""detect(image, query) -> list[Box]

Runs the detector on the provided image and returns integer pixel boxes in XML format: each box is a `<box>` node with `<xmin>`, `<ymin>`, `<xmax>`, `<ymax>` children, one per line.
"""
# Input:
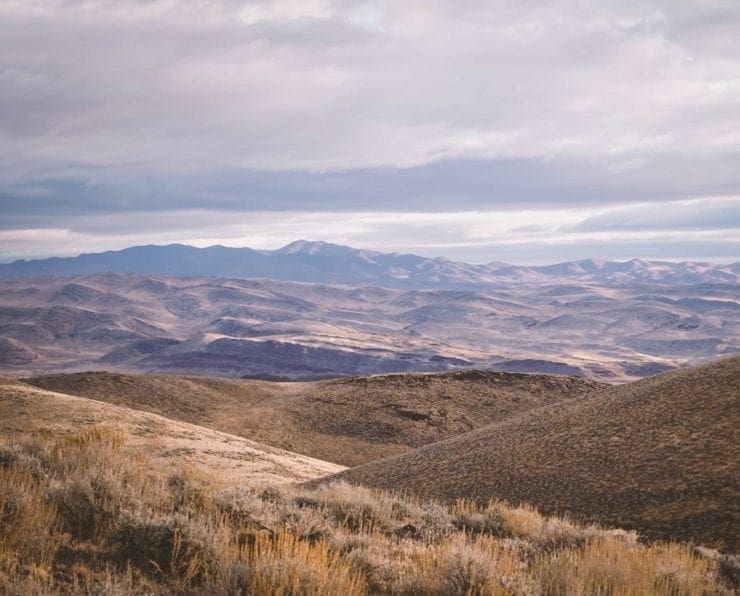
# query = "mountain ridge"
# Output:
<box><xmin>2</xmin><ymin>241</ymin><xmax>737</xmax><ymax>287</ymax></box>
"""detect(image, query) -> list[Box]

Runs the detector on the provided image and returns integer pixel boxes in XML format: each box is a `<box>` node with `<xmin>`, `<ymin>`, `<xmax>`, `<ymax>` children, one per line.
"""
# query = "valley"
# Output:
<box><xmin>1</xmin><ymin>269</ymin><xmax>737</xmax><ymax>381</ymax></box>
<box><xmin>27</xmin><ymin>369</ymin><xmax>603</xmax><ymax>466</ymax></box>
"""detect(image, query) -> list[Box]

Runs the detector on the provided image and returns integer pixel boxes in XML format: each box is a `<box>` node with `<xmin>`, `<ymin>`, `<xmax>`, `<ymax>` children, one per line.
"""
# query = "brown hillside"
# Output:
<box><xmin>27</xmin><ymin>370</ymin><xmax>604</xmax><ymax>466</ymax></box>
<box><xmin>0</xmin><ymin>377</ymin><xmax>343</xmax><ymax>486</ymax></box>
<box><xmin>327</xmin><ymin>357</ymin><xmax>740</xmax><ymax>549</ymax></box>
<box><xmin>2</xmin><ymin>427</ymin><xmax>729</xmax><ymax>594</ymax></box>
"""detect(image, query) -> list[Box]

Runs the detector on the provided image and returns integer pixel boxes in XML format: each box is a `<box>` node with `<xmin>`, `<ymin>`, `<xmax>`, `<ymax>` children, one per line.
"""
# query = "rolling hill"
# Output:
<box><xmin>0</xmin><ymin>376</ymin><xmax>343</xmax><ymax>486</ymax></box>
<box><xmin>2</xmin><ymin>273</ymin><xmax>737</xmax><ymax>380</ymax></box>
<box><xmin>2</xmin><ymin>403</ymin><xmax>727</xmax><ymax>595</ymax></box>
<box><xmin>27</xmin><ymin>369</ymin><xmax>604</xmax><ymax>466</ymax></box>
<box><xmin>326</xmin><ymin>357</ymin><xmax>740</xmax><ymax>549</ymax></box>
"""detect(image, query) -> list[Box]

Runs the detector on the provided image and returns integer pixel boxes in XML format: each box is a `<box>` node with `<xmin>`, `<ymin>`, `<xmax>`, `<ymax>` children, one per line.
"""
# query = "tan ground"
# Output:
<box><xmin>0</xmin><ymin>376</ymin><xmax>343</xmax><ymax>486</ymax></box>
<box><xmin>327</xmin><ymin>356</ymin><xmax>740</xmax><ymax>549</ymax></box>
<box><xmin>27</xmin><ymin>370</ymin><xmax>604</xmax><ymax>466</ymax></box>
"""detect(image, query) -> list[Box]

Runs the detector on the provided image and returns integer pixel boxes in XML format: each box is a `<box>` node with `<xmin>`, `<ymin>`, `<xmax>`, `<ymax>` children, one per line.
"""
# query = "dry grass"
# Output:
<box><xmin>0</xmin><ymin>376</ymin><xmax>344</xmax><ymax>487</ymax></box>
<box><xmin>0</xmin><ymin>427</ymin><xmax>733</xmax><ymax>594</ymax></box>
<box><xmin>331</xmin><ymin>356</ymin><xmax>740</xmax><ymax>550</ymax></box>
<box><xmin>27</xmin><ymin>369</ymin><xmax>604</xmax><ymax>466</ymax></box>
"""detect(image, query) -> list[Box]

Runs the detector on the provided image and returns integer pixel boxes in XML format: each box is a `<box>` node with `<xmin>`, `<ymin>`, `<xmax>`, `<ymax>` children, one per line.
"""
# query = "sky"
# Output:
<box><xmin>1</xmin><ymin>0</ymin><xmax>739</xmax><ymax>264</ymax></box>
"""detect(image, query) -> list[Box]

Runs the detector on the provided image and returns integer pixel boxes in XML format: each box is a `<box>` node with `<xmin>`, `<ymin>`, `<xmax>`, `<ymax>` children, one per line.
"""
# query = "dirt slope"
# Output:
<box><xmin>327</xmin><ymin>357</ymin><xmax>740</xmax><ymax>549</ymax></box>
<box><xmin>0</xmin><ymin>376</ymin><xmax>343</xmax><ymax>486</ymax></box>
<box><xmin>27</xmin><ymin>370</ymin><xmax>604</xmax><ymax>466</ymax></box>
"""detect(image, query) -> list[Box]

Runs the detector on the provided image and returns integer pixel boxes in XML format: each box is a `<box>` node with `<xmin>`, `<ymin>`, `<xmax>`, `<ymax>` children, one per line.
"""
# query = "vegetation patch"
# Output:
<box><xmin>0</xmin><ymin>427</ymin><xmax>733</xmax><ymax>594</ymax></box>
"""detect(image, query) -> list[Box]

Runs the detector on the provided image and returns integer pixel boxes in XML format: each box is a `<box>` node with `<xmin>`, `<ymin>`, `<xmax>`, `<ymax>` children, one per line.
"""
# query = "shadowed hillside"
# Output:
<box><xmin>326</xmin><ymin>357</ymin><xmax>740</xmax><ymax>549</ymax></box>
<box><xmin>0</xmin><ymin>377</ymin><xmax>343</xmax><ymax>486</ymax></box>
<box><xmin>27</xmin><ymin>370</ymin><xmax>604</xmax><ymax>467</ymax></box>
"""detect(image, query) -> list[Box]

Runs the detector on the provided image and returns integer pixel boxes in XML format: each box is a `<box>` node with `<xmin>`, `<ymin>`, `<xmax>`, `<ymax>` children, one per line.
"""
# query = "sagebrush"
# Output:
<box><xmin>0</xmin><ymin>428</ymin><xmax>732</xmax><ymax>594</ymax></box>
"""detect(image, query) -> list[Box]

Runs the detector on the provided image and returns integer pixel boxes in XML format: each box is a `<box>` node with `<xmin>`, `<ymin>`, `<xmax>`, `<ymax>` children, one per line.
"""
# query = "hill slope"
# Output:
<box><xmin>327</xmin><ymin>357</ymin><xmax>740</xmax><ymax>549</ymax></box>
<box><xmin>2</xmin><ymin>426</ymin><xmax>727</xmax><ymax>595</ymax></box>
<box><xmin>0</xmin><ymin>377</ymin><xmax>343</xmax><ymax>486</ymax></box>
<box><xmin>27</xmin><ymin>370</ymin><xmax>604</xmax><ymax>466</ymax></box>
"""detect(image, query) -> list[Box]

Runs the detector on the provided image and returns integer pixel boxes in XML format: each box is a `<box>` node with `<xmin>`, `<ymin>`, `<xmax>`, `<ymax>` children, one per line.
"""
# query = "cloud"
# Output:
<box><xmin>1</xmin><ymin>0</ymin><xmax>739</xmax><ymax>174</ymax></box>
<box><xmin>569</xmin><ymin>197</ymin><xmax>740</xmax><ymax>232</ymax></box>
<box><xmin>0</xmin><ymin>0</ymin><xmax>739</xmax><ymax>262</ymax></box>
<box><xmin>2</xmin><ymin>155</ymin><xmax>740</xmax><ymax>223</ymax></box>
<box><xmin>1</xmin><ymin>206</ymin><xmax>737</xmax><ymax>264</ymax></box>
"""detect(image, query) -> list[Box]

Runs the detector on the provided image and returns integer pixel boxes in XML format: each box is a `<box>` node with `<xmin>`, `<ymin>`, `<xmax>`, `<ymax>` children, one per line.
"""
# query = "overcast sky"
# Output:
<box><xmin>1</xmin><ymin>0</ymin><xmax>738</xmax><ymax>264</ymax></box>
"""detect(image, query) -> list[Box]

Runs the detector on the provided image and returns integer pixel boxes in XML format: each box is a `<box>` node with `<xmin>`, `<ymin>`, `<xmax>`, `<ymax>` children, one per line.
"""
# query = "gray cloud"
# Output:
<box><xmin>570</xmin><ymin>198</ymin><xmax>740</xmax><ymax>232</ymax></box>
<box><xmin>0</xmin><ymin>0</ymin><xmax>739</xmax><ymax>261</ymax></box>
<box><xmin>2</xmin><ymin>155</ymin><xmax>740</xmax><ymax>225</ymax></box>
<box><xmin>1</xmin><ymin>0</ymin><xmax>739</xmax><ymax>174</ymax></box>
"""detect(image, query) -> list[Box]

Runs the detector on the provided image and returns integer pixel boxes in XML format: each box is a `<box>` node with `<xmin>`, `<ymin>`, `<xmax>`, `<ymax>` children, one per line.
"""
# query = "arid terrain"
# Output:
<box><xmin>0</xmin><ymin>376</ymin><xmax>343</xmax><ymax>486</ymax></box>
<box><xmin>3</xmin><ymin>426</ymin><xmax>732</xmax><ymax>594</ymax></box>
<box><xmin>1</xmin><ymin>362</ymin><xmax>738</xmax><ymax>593</ymax></box>
<box><xmin>0</xmin><ymin>258</ymin><xmax>737</xmax><ymax>592</ymax></box>
<box><xmin>27</xmin><ymin>370</ymin><xmax>604</xmax><ymax>466</ymax></box>
<box><xmin>1</xmin><ymin>270</ymin><xmax>737</xmax><ymax>381</ymax></box>
<box><xmin>14</xmin><ymin>358</ymin><xmax>740</xmax><ymax>551</ymax></box>
<box><xmin>328</xmin><ymin>357</ymin><xmax>740</xmax><ymax>549</ymax></box>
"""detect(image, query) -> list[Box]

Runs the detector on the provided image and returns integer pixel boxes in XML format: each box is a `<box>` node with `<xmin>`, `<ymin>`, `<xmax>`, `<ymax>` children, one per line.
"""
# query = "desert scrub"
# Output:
<box><xmin>238</xmin><ymin>532</ymin><xmax>365</xmax><ymax>594</ymax></box>
<box><xmin>294</xmin><ymin>483</ymin><xmax>399</xmax><ymax>532</ymax></box>
<box><xmin>0</xmin><ymin>428</ymin><xmax>733</xmax><ymax>594</ymax></box>
<box><xmin>0</xmin><ymin>466</ymin><xmax>60</xmax><ymax>570</ymax></box>
<box><xmin>403</xmin><ymin>534</ymin><xmax>534</xmax><ymax>594</ymax></box>
<box><xmin>536</xmin><ymin>538</ymin><xmax>721</xmax><ymax>595</ymax></box>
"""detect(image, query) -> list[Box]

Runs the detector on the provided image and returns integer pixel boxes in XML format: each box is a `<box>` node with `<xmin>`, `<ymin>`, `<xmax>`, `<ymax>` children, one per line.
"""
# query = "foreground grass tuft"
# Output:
<box><xmin>0</xmin><ymin>428</ymin><xmax>732</xmax><ymax>594</ymax></box>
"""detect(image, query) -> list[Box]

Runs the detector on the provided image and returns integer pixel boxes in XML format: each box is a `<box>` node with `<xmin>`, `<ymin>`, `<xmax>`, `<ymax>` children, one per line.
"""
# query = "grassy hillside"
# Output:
<box><xmin>0</xmin><ymin>426</ymin><xmax>732</xmax><ymax>594</ymax></box>
<box><xmin>0</xmin><ymin>377</ymin><xmax>343</xmax><ymax>486</ymax></box>
<box><xmin>27</xmin><ymin>370</ymin><xmax>604</xmax><ymax>466</ymax></box>
<box><xmin>328</xmin><ymin>357</ymin><xmax>740</xmax><ymax>549</ymax></box>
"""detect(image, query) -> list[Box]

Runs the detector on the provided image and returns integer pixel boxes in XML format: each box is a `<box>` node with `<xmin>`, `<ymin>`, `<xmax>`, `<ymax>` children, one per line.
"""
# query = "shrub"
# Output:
<box><xmin>537</xmin><ymin>538</ymin><xmax>720</xmax><ymax>595</ymax></box>
<box><xmin>0</xmin><ymin>429</ymin><xmax>731</xmax><ymax>594</ymax></box>
<box><xmin>243</xmin><ymin>532</ymin><xmax>366</xmax><ymax>595</ymax></box>
<box><xmin>113</xmin><ymin>511</ymin><xmax>219</xmax><ymax>586</ymax></box>
<box><xmin>0</xmin><ymin>467</ymin><xmax>59</xmax><ymax>570</ymax></box>
<box><xmin>46</xmin><ymin>473</ymin><xmax>119</xmax><ymax>541</ymax></box>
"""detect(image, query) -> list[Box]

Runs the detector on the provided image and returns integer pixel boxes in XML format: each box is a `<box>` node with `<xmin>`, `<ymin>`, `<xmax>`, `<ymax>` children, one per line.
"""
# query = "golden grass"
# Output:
<box><xmin>0</xmin><ymin>427</ymin><xmax>733</xmax><ymax>594</ymax></box>
<box><xmin>539</xmin><ymin>539</ymin><xmax>719</xmax><ymax>595</ymax></box>
<box><xmin>0</xmin><ymin>375</ymin><xmax>345</xmax><ymax>487</ymax></box>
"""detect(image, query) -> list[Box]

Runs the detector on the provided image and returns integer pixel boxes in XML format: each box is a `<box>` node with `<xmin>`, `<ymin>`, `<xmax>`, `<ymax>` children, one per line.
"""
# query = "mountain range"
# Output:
<box><xmin>2</xmin><ymin>240</ymin><xmax>738</xmax><ymax>287</ymax></box>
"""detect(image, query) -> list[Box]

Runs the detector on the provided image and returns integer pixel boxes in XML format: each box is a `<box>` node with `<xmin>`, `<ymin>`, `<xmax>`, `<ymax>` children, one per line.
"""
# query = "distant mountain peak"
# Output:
<box><xmin>278</xmin><ymin>239</ymin><xmax>329</xmax><ymax>254</ymax></box>
<box><xmin>0</xmin><ymin>241</ymin><xmax>737</xmax><ymax>287</ymax></box>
